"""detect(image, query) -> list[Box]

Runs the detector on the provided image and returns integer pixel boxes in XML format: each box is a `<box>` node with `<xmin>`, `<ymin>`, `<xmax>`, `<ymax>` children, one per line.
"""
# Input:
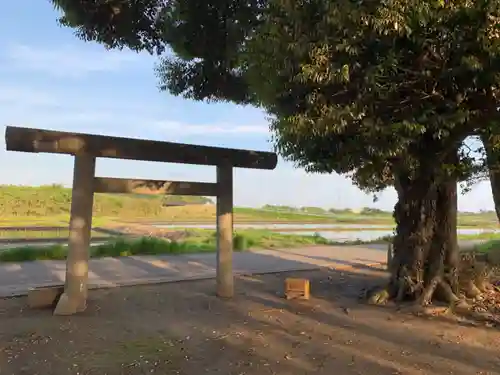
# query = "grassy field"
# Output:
<box><xmin>0</xmin><ymin>230</ymin><xmax>331</xmax><ymax>262</ymax></box>
<box><xmin>0</xmin><ymin>228</ymin><xmax>114</xmax><ymax>239</ymax></box>
<box><xmin>0</xmin><ymin>225</ymin><xmax>498</xmax><ymax>242</ymax></box>
<box><xmin>458</xmin><ymin>231</ymin><xmax>500</xmax><ymax>241</ymax></box>
<box><xmin>1</xmin><ymin>226</ymin><xmax>500</xmax><ymax>263</ymax></box>
<box><xmin>0</xmin><ymin>185</ymin><xmax>347</xmax><ymax>224</ymax></box>
<box><xmin>0</xmin><ymin>184</ymin><xmax>210</xmax><ymax>217</ymax></box>
<box><xmin>0</xmin><ymin>185</ymin><xmax>498</xmax><ymax>227</ymax></box>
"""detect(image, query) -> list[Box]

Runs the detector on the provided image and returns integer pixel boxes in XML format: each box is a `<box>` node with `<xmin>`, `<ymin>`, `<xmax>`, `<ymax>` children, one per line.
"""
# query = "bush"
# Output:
<box><xmin>0</xmin><ymin>245</ymin><xmax>68</xmax><ymax>262</ymax></box>
<box><xmin>0</xmin><ymin>230</ymin><xmax>332</xmax><ymax>263</ymax></box>
<box><xmin>233</xmin><ymin>234</ymin><xmax>249</xmax><ymax>250</ymax></box>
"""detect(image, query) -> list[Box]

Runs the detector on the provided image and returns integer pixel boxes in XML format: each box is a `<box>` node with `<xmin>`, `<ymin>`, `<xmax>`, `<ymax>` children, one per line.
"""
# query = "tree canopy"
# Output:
<box><xmin>52</xmin><ymin>0</ymin><xmax>500</xmax><ymax>192</ymax></box>
<box><xmin>247</xmin><ymin>0</ymin><xmax>500</xmax><ymax>182</ymax></box>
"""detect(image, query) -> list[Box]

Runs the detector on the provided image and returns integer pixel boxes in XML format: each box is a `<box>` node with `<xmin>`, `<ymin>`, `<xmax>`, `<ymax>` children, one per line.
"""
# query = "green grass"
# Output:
<box><xmin>3</xmin><ymin>228</ymin><xmax>499</xmax><ymax>263</ymax></box>
<box><xmin>0</xmin><ymin>224</ymin><xmax>496</xmax><ymax>241</ymax></box>
<box><xmin>0</xmin><ymin>229</ymin><xmax>331</xmax><ymax>262</ymax></box>
<box><xmin>233</xmin><ymin>207</ymin><xmax>335</xmax><ymax>221</ymax></box>
<box><xmin>456</xmin><ymin>231</ymin><xmax>500</xmax><ymax>241</ymax></box>
<box><xmin>470</xmin><ymin>239</ymin><xmax>500</xmax><ymax>253</ymax></box>
<box><xmin>0</xmin><ymin>184</ymin><xmax>210</xmax><ymax>218</ymax></box>
<box><xmin>352</xmin><ymin>231</ymin><xmax>500</xmax><ymax>245</ymax></box>
<box><xmin>0</xmin><ymin>185</ymin><xmax>342</xmax><ymax>224</ymax></box>
<box><xmin>0</xmin><ymin>215</ymin><xmax>116</xmax><ymax>228</ymax></box>
<box><xmin>0</xmin><ymin>229</ymin><xmax>110</xmax><ymax>239</ymax></box>
<box><xmin>0</xmin><ymin>184</ymin><xmax>498</xmax><ymax>226</ymax></box>
<box><xmin>466</xmin><ymin>239</ymin><xmax>500</xmax><ymax>265</ymax></box>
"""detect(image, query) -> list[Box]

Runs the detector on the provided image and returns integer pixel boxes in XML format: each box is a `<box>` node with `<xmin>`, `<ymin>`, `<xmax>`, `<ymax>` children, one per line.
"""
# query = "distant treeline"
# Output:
<box><xmin>262</xmin><ymin>204</ymin><xmax>390</xmax><ymax>215</ymax></box>
<box><xmin>262</xmin><ymin>204</ymin><xmax>493</xmax><ymax>216</ymax></box>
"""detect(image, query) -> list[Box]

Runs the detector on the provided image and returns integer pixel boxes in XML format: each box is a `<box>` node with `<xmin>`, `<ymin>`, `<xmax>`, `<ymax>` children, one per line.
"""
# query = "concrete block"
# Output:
<box><xmin>53</xmin><ymin>292</ymin><xmax>87</xmax><ymax>316</ymax></box>
<box><xmin>285</xmin><ymin>278</ymin><xmax>310</xmax><ymax>300</ymax></box>
<box><xmin>487</xmin><ymin>248</ymin><xmax>500</xmax><ymax>266</ymax></box>
<box><xmin>28</xmin><ymin>285</ymin><xmax>64</xmax><ymax>309</ymax></box>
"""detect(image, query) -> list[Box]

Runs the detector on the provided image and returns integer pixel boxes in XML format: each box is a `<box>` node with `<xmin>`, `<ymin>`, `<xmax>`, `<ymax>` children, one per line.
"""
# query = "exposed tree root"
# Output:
<box><xmin>367</xmin><ymin>167</ymin><xmax>500</xmax><ymax>326</ymax></box>
<box><xmin>458</xmin><ymin>252</ymin><xmax>494</xmax><ymax>300</ymax></box>
<box><xmin>364</xmin><ymin>254</ymin><xmax>500</xmax><ymax>326</ymax></box>
<box><xmin>435</xmin><ymin>279</ymin><xmax>461</xmax><ymax>305</ymax></box>
<box><xmin>366</xmin><ymin>286</ymin><xmax>391</xmax><ymax>305</ymax></box>
<box><xmin>463</xmin><ymin>281</ymin><xmax>482</xmax><ymax>299</ymax></box>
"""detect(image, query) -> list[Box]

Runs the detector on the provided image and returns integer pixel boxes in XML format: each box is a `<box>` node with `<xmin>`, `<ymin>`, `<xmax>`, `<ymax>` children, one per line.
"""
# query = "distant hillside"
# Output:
<box><xmin>0</xmin><ymin>185</ymin><xmax>212</xmax><ymax>217</ymax></box>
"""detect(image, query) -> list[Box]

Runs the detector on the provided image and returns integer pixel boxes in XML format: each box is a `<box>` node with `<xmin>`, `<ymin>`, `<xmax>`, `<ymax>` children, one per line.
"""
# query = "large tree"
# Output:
<box><xmin>52</xmin><ymin>0</ymin><xmax>500</xmax><ymax>306</ymax></box>
<box><xmin>242</xmin><ymin>0</ymin><xmax>500</xmax><ymax>305</ymax></box>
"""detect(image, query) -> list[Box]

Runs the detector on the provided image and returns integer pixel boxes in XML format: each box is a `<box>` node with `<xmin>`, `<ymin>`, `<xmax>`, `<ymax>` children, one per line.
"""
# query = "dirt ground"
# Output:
<box><xmin>1</xmin><ymin>267</ymin><xmax>500</xmax><ymax>375</ymax></box>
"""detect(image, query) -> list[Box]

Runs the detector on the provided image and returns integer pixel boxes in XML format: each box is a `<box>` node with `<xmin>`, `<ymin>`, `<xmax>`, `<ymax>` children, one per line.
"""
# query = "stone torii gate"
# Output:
<box><xmin>4</xmin><ymin>126</ymin><xmax>278</xmax><ymax>315</ymax></box>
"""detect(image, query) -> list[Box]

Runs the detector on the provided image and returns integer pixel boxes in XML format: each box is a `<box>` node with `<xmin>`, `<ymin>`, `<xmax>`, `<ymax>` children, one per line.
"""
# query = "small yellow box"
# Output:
<box><xmin>285</xmin><ymin>278</ymin><xmax>310</xmax><ymax>300</ymax></box>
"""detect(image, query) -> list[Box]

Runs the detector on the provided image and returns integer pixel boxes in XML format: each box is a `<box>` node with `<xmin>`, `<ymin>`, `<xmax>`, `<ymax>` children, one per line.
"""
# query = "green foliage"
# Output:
<box><xmin>52</xmin><ymin>0</ymin><xmax>167</xmax><ymax>54</ymax></box>
<box><xmin>0</xmin><ymin>230</ymin><xmax>331</xmax><ymax>262</ymax></box>
<box><xmin>0</xmin><ymin>185</ymin><xmax>211</xmax><ymax>217</ymax></box>
<box><xmin>52</xmin><ymin>0</ymin><xmax>263</xmax><ymax>104</ymax></box>
<box><xmin>473</xmin><ymin>238</ymin><xmax>500</xmax><ymax>253</ymax></box>
<box><xmin>263</xmin><ymin>205</ymin><xmax>391</xmax><ymax>216</ymax></box>
<box><xmin>300</xmin><ymin>206</ymin><xmax>326</xmax><ymax>214</ymax></box>
<box><xmin>91</xmin><ymin>236</ymin><xmax>214</xmax><ymax>257</ymax></box>
<box><xmin>233</xmin><ymin>207</ymin><xmax>330</xmax><ymax>221</ymax></box>
<box><xmin>246</xmin><ymin>0</ymin><xmax>500</xmax><ymax>190</ymax></box>
<box><xmin>328</xmin><ymin>208</ymin><xmax>355</xmax><ymax>215</ymax></box>
<box><xmin>0</xmin><ymin>244</ymin><xmax>69</xmax><ymax>262</ymax></box>
<box><xmin>233</xmin><ymin>234</ymin><xmax>248</xmax><ymax>250</ymax></box>
<box><xmin>51</xmin><ymin>0</ymin><xmax>500</xmax><ymax>192</ymax></box>
<box><xmin>360</xmin><ymin>208</ymin><xmax>388</xmax><ymax>216</ymax></box>
<box><xmin>469</xmin><ymin>239</ymin><xmax>500</xmax><ymax>265</ymax></box>
<box><xmin>0</xmin><ymin>229</ymin><xmax>106</xmax><ymax>239</ymax></box>
<box><xmin>262</xmin><ymin>204</ymin><xmax>299</xmax><ymax>212</ymax></box>
<box><xmin>156</xmin><ymin>0</ymin><xmax>264</xmax><ymax>104</ymax></box>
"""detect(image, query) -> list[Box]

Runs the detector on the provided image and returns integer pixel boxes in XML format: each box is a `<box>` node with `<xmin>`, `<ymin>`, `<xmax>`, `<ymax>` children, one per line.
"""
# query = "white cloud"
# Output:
<box><xmin>0</xmin><ymin>83</ymin><xmax>269</xmax><ymax>139</ymax></box>
<box><xmin>152</xmin><ymin>120</ymin><xmax>269</xmax><ymax>136</ymax></box>
<box><xmin>0</xmin><ymin>86</ymin><xmax>59</xmax><ymax>107</ymax></box>
<box><xmin>0</xmin><ymin>98</ymin><xmax>269</xmax><ymax>140</ymax></box>
<box><xmin>2</xmin><ymin>44</ymin><xmax>143</xmax><ymax>78</ymax></box>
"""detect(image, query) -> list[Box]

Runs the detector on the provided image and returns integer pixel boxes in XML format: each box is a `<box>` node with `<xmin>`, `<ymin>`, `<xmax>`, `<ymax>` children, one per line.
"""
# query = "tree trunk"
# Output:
<box><xmin>371</xmin><ymin>168</ymin><xmax>462</xmax><ymax>306</ymax></box>
<box><xmin>422</xmin><ymin>177</ymin><xmax>460</xmax><ymax>305</ymax></box>
<box><xmin>389</xmin><ymin>169</ymin><xmax>437</xmax><ymax>301</ymax></box>
<box><xmin>482</xmin><ymin>133</ymin><xmax>500</xmax><ymax>222</ymax></box>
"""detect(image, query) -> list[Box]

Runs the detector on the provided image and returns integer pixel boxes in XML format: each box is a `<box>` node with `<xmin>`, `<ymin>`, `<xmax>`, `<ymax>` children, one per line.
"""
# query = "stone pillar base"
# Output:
<box><xmin>53</xmin><ymin>292</ymin><xmax>87</xmax><ymax>316</ymax></box>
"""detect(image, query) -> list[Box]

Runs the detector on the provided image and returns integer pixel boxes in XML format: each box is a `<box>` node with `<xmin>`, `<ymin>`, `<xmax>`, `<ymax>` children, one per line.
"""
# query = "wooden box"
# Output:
<box><xmin>285</xmin><ymin>278</ymin><xmax>310</xmax><ymax>300</ymax></box>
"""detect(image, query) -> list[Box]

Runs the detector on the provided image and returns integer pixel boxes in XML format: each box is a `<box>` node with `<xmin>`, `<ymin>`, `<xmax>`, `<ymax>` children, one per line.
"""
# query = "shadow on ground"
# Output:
<box><xmin>1</xmin><ymin>267</ymin><xmax>499</xmax><ymax>375</ymax></box>
<box><xmin>0</xmin><ymin>246</ymin><xmax>386</xmax><ymax>296</ymax></box>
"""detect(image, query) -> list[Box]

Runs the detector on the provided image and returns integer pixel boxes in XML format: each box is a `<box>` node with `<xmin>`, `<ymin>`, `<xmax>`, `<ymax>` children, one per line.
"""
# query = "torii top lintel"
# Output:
<box><xmin>4</xmin><ymin>126</ymin><xmax>278</xmax><ymax>170</ymax></box>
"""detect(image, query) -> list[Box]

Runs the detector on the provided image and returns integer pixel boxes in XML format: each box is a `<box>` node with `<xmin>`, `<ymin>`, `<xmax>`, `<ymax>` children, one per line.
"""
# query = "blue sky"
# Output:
<box><xmin>0</xmin><ymin>2</ymin><xmax>494</xmax><ymax>212</ymax></box>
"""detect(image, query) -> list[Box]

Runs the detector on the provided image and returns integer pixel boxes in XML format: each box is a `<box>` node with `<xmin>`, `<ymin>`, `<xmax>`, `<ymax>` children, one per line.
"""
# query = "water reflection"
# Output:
<box><xmin>154</xmin><ymin>223</ymin><xmax>499</xmax><ymax>243</ymax></box>
<box><xmin>287</xmin><ymin>230</ymin><xmax>393</xmax><ymax>242</ymax></box>
<box><xmin>155</xmin><ymin>223</ymin><xmax>393</xmax><ymax>230</ymax></box>
<box><xmin>281</xmin><ymin>228</ymin><xmax>499</xmax><ymax>242</ymax></box>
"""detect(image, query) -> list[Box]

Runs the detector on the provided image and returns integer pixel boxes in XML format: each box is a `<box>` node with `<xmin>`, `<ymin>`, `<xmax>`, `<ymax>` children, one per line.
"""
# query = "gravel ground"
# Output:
<box><xmin>1</xmin><ymin>266</ymin><xmax>500</xmax><ymax>375</ymax></box>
